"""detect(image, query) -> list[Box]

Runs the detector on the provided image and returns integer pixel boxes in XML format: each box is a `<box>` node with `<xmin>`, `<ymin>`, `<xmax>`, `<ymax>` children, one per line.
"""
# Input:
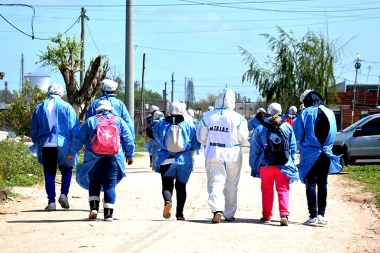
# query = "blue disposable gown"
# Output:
<box><xmin>249</xmin><ymin>122</ymin><xmax>299</xmax><ymax>184</ymax></box>
<box><xmin>248</xmin><ymin>117</ymin><xmax>262</xmax><ymax>132</ymax></box>
<box><xmin>152</xmin><ymin>117</ymin><xmax>201</xmax><ymax>184</ymax></box>
<box><xmin>293</xmin><ymin>105</ymin><xmax>342</xmax><ymax>183</ymax></box>
<box><xmin>86</xmin><ymin>94</ymin><xmax>135</xmax><ymax>139</ymax></box>
<box><xmin>69</xmin><ymin>112</ymin><xmax>135</xmax><ymax>190</ymax></box>
<box><xmin>30</xmin><ymin>96</ymin><xmax>80</xmax><ymax>167</ymax></box>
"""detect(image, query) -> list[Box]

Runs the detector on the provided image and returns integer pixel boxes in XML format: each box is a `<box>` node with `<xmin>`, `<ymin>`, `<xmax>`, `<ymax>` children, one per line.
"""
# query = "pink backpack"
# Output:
<box><xmin>91</xmin><ymin>115</ymin><xmax>120</xmax><ymax>155</ymax></box>
<box><xmin>283</xmin><ymin>117</ymin><xmax>294</xmax><ymax>127</ymax></box>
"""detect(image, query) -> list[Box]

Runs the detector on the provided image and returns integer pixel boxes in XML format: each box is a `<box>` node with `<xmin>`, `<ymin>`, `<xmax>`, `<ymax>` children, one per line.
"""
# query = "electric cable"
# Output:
<box><xmin>85</xmin><ymin>19</ymin><xmax>101</xmax><ymax>55</ymax></box>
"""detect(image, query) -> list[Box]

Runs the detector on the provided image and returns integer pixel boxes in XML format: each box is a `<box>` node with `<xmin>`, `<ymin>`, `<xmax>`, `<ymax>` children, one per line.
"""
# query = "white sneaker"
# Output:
<box><xmin>303</xmin><ymin>217</ymin><xmax>318</xmax><ymax>227</ymax></box>
<box><xmin>45</xmin><ymin>203</ymin><xmax>56</xmax><ymax>211</ymax></box>
<box><xmin>58</xmin><ymin>194</ymin><xmax>70</xmax><ymax>209</ymax></box>
<box><xmin>317</xmin><ymin>215</ymin><xmax>328</xmax><ymax>225</ymax></box>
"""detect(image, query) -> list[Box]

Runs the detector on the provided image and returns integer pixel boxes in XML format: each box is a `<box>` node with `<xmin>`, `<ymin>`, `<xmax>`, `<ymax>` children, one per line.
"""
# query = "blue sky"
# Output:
<box><xmin>1</xmin><ymin>0</ymin><xmax>380</xmax><ymax>103</ymax></box>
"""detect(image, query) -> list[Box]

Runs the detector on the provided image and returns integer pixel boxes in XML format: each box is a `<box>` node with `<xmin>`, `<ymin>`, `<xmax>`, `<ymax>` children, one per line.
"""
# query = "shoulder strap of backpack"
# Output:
<box><xmin>95</xmin><ymin>115</ymin><xmax>105</xmax><ymax>122</ymax></box>
<box><xmin>262</xmin><ymin>122</ymin><xmax>272</xmax><ymax>130</ymax></box>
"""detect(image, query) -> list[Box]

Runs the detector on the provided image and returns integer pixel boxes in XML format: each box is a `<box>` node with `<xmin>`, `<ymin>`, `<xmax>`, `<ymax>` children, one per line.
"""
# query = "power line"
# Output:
<box><xmin>1</xmin><ymin>3</ymin><xmax>82</xmax><ymax>40</ymax></box>
<box><xmin>85</xmin><ymin>19</ymin><xmax>101</xmax><ymax>55</ymax></box>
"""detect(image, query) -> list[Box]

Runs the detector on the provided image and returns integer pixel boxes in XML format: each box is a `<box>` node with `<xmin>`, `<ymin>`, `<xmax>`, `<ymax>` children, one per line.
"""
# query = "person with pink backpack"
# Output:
<box><xmin>66</xmin><ymin>100</ymin><xmax>135</xmax><ymax>221</ymax></box>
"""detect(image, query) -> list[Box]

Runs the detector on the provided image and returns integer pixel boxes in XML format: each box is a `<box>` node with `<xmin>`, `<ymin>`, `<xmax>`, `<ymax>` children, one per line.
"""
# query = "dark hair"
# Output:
<box><xmin>255</xmin><ymin>111</ymin><xmax>268</xmax><ymax>123</ymax></box>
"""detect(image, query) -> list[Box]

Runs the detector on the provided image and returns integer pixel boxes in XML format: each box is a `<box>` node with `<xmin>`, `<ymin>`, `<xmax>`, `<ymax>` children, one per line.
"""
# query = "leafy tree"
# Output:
<box><xmin>189</xmin><ymin>93</ymin><xmax>217</xmax><ymax>119</ymax></box>
<box><xmin>134</xmin><ymin>89</ymin><xmax>162</xmax><ymax>110</ymax></box>
<box><xmin>37</xmin><ymin>33</ymin><xmax>110</xmax><ymax>121</ymax></box>
<box><xmin>0</xmin><ymin>89</ymin><xmax>14</xmax><ymax>104</ymax></box>
<box><xmin>0</xmin><ymin>84</ymin><xmax>46</xmax><ymax>136</ymax></box>
<box><xmin>240</xmin><ymin>27</ymin><xmax>341</xmax><ymax>109</ymax></box>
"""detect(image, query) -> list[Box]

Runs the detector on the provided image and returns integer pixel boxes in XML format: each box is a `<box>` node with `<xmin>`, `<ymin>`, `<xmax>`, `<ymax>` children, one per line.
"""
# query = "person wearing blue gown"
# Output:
<box><xmin>30</xmin><ymin>83</ymin><xmax>80</xmax><ymax>211</ymax></box>
<box><xmin>67</xmin><ymin>100</ymin><xmax>135</xmax><ymax>221</ymax></box>
<box><xmin>152</xmin><ymin>102</ymin><xmax>200</xmax><ymax>221</ymax></box>
<box><xmin>293</xmin><ymin>89</ymin><xmax>342</xmax><ymax>227</ymax></box>
<box><xmin>86</xmin><ymin>79</ymin><xmax>135</xmax><ymax>139</ymax></box>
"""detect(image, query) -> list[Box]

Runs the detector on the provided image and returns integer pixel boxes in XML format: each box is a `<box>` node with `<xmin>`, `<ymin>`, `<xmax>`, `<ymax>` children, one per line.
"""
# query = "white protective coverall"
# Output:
<box><xmin>196</xmin><ymin>88</ymin><xmax>249</xmax><ymax>219</ymax></box>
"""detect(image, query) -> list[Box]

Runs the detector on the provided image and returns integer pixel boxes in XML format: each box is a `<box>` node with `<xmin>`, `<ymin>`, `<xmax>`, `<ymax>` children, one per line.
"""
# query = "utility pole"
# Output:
<box><xmin>20</xmin><ymin>54</ymin><xmax>24</xmax><ymax>91</ymax></box>
<box><xmin>171</xmin><ymin>72</ymin><xmax>174</xmax><ymax>103</ymax></box>
<box><xmin>125</xmin><ymin>0</ymin><xmax>134</xmax><ymax>125</ymax></box>
<box><xmin>141</xmin><ymin>53</ymin><xmax>146</xmax><ymax>127</ymax></box>
<box><xmin>376</xmin><ymin>76</ymin><xmax>380</xmax><ymax>108</ymax></box>
<box><xmin>351</xmin><ymin>53</ymin><xmax>361</xmax><ymax>125</ymax></box>
<box><xmin>80</xmin><ymin>7</ymin><xmax>89</xmax><ymax>86</ymax></box>
<box><xmin>164</xmin><ymin>82</ymin><xmax>167</xmax><ymax>114</ymax></box>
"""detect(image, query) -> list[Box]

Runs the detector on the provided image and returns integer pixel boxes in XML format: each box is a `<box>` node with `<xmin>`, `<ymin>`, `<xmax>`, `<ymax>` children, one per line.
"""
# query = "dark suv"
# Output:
<box><xmin>333</xmin><ymin>113</ymin><xmax>380</xmax><ymax>167</ymax></box>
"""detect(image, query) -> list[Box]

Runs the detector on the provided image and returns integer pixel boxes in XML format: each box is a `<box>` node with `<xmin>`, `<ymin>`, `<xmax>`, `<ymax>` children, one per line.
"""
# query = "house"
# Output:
<box><xmin>332</xmin><ymin>81</ymin><xmax>380</xmax><ymax>129</ymax></box>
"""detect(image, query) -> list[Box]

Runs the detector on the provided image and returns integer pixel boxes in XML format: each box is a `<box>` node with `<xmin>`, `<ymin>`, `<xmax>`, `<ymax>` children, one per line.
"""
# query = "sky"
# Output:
<box><xmin>1</xmin><ymin>0</ymin><xmax>380</xmax><ymax>104</ymax></box>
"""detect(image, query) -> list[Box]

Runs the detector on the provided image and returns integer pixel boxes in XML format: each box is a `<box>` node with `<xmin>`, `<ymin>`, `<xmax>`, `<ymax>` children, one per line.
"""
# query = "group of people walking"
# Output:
<box><xmin>145</xmin><ymin>87</ymin><xmax>341</xmax><ymax>227</ymax></box>
<box><xmin>30</xmin><ymin>79</ymin><xmax>135</xmax><ymax>222</ymax></box>
<box><xmin>30</xmin><ymin>80</ymin><xmax>341</xmax><ymax>226</ymax></box>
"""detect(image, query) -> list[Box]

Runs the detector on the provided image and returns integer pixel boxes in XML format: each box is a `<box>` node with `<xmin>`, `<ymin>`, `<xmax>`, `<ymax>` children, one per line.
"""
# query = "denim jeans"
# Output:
<box><xmin>305</xmin><ymin>153</ymin><xmax>330</xmax><ymax>218</ymax></box>
<box><xmin>42</xmin><ymin>147</ymin><xmax>73</xmax><ymax>204</ymax></box>
<box><xmin>88</xmin><ymin>156</ymin><xmax>118</xmax><ymax>205</ymax></box>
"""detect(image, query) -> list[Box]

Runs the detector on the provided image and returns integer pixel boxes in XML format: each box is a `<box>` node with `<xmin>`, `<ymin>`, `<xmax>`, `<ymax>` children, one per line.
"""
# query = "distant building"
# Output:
<box><xmin>24</xmin><ymin>75</ymin><xmax>51</xmax><ymax>91</ymax></box>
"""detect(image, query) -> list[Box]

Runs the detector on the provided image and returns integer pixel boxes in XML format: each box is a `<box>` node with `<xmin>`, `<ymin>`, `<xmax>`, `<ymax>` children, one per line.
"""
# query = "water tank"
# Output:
<box><xmin>24</xmin><ymin>75</ymin><xmax>51</xmax><ymax>91</ymax></box>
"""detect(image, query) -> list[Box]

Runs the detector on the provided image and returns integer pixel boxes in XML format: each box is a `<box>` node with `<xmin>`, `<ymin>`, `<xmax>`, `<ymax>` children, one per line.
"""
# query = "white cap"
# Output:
<box><xmin>267</xmin><ymin>102</ymin><xmax>282</xmax><ymax>116</ymax></box>
<box><xmin>96</xmin><ymin>100</ymin><xmax>113</xmax><ymax>113</ymax></box>
<box><xmin>48</xmin><ymin>83</ymin><xmax>64</xmax><ymax>96</ymax></box>
<box><xmin>300</xmin><ymin>89</ymin><xmax>312</xmax><ymax>102</ymax></box>
<box><xmin>257</xmin><ymin>107</ymin><xmax>266</xmax><ymax>113</ymax></box>
<box><xmin>101</xmin><ymin>79</ymin><xmax>118</xmax><ymax>92</ymax></box>
<box><xmin>208</xmin><ymin>106</ymin><xmax>214</xmax><ymax>111</ymax></box>
<box><xmin>154</xmin><ymin>111</ymin><xmax>164</xmax><ymax>119</ymax></box>
<box><xmin>150</xmin><ymin>105</ymin><xmax>159</xmax><ymax>113</ymax></box>
<box><xmin>288</xmin><ymin>106</ymin><xmax>297</xmax><ymax>115</ymax></box>
<box><xmin>187</xmin><ymin>109</ymin><xmax>195</xmax><ymax>117</ymax></box>
<box><xmin>168</xmin><ymin>102</ymin><xmax>186</xmax><ymax>115</ymax></box>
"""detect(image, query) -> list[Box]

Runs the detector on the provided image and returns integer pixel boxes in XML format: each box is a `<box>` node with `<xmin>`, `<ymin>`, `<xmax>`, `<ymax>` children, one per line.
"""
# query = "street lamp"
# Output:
<box><xmin>0</xmin><ymin>72</ymin><xmax>5</xmax><ymax>80</ymax></box>
<box><xmin>351</xmin><ymin>53</ymin><xmax>361</xmax><ymax>125</ymax></box>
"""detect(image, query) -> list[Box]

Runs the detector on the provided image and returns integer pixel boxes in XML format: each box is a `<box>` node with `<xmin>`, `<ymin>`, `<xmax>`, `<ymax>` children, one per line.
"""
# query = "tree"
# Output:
<box><xmin>0</xmin><ymin>84</ymin><xmax>46</xmax><ymax>136</ymax></box>
<box><xmin>240</xmin><ymin>27</ymin><xmax>341</xmax><ymax>109</ymax></box>
<box><xmin>0</xmin><ymin>89</ymin><xmax>14</xmax><ymax>104</ymax></box>
<box><xmin>37</xmin><ymin>33</ymin><xmax>110</xmax><ymax>121</ymax></box>
<box><xmin>192</xmin><ymin>93</ymin><xmax>217</xmax><ymax>111</ymax></box>
<box><xmin>134</xmin><ymin>89</ymin><xmax>162</xmax><ymax>110</ymax></box>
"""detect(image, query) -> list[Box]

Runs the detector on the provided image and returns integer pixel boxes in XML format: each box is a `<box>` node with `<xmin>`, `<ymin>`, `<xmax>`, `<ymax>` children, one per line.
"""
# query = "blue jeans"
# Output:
<box><xmin>305</xmin><ymin>153</ymin><xmax>330</xmax><ymax>218</ymax></box>
<box><xmin>88</xmin><ymin>156</ymin><xmax>118</xmax><ymax>205</ymax></box>
<box><xmin>42</xmin><ymin>147</ymin><xmax>72</xmax><ymax>204</ymax></box>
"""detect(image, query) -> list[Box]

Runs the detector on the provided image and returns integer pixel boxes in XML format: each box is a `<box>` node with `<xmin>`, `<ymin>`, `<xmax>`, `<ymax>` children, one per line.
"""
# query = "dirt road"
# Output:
<box><xmin>1</xmin><ymin>148</ymin><xmax>380</xmax><ymax>253</ymax></box>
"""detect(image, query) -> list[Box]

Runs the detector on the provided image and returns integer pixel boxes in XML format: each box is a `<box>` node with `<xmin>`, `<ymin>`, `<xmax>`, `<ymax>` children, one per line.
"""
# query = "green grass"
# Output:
<box><xmin>343</xmin><ymin>164</ymin><xmax>380</xmax><ymax>209</ymax></box>
<box><xmin>0</xmin><ymin>139</ymin><xmax>44</xmax><ymax>194</ymax></box>
<box><xmin>135</xmin><ymin>134</ymin><xmax>147</xmax><ymax>152</ymax></box>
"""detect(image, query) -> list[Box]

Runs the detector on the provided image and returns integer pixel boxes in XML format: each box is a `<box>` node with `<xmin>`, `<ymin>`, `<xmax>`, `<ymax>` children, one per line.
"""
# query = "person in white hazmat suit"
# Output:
<box><xmin>196</xmin><ymin>88</ymin><xmax>249</xmax><ymax>223</ymax></box>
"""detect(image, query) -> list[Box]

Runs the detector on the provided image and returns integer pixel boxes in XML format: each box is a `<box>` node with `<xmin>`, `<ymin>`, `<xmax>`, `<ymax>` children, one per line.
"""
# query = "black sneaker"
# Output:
<box><xmin>280</xmin><ymin>215</ymin><xmax>288</xmax><ymax>226</ymax></box>
<box><xmin>212</xmin><ymin>212</ymin><xmax>222</xmax><ymax>223</ymax></box>
<box><xmin>260</xmin><ymin>217</ymin><xmax>271</xmax><ymax>224</ymax></box>
<box><xmin>224</xmin><ymin>217</ymin><xmax>235</xmax><ymax>222</ymax></box>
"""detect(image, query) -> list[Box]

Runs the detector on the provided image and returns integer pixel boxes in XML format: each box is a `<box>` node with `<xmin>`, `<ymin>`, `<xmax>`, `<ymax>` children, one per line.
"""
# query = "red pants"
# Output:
<box><xmin>259</xmin><ymin>166</ymin><xmax>290</xmax><ymax>220</ymax></box>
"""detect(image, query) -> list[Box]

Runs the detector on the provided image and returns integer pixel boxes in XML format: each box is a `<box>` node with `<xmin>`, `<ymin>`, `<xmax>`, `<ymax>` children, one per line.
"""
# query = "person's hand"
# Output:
<box><xmin>66</xmin><ymin>155</ymin><xmax>74</xmax><ymax>164</ymax></box>
<box><xmin>126</xmin><ymin>158</ymin><xmax>133</xmax><ymax>165</ymax></box>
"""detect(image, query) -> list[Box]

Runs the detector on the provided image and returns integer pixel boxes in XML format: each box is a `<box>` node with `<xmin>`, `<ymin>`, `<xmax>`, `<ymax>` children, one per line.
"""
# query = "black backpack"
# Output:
<box><xmin>262</xmin><ymin>122</ymin><xmax>289</xmax><ymax>165</ymax></box>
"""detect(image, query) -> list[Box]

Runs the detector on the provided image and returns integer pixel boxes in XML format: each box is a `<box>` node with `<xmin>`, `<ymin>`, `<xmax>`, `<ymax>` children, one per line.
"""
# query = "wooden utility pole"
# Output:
<box><xmin>141</xmin><ymin>53</ymin><xmax>146</xmax><ymax>127</ymax></box>
<box><xmin>171</xmin><ymin>72</ymin><xmax>174</xmax><ymax>103</ymax></box>
<box><xmin>80</xmin><ymin>7</ymin><xmax>87</xmax><ymax>86</ymax></box>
